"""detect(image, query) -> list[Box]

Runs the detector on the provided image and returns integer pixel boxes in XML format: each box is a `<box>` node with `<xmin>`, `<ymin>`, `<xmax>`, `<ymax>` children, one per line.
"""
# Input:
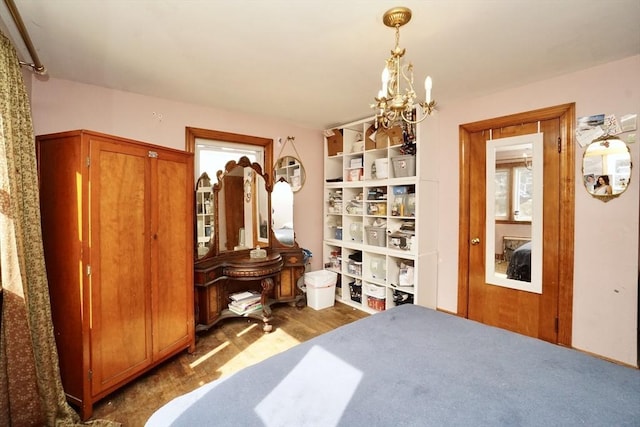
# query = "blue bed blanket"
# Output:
<box><xmin>146</xmin><ymin>304</ymin><xmax>640</xmax><ymax>427</ymax></box>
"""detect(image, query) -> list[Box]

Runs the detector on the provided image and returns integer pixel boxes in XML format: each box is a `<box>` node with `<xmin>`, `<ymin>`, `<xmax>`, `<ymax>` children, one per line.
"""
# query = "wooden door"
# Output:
<box><xmin>458</xmin><ymin>104</ymin><xmax>575</xmax><ymax>345</ymax></box>
<box><xmin>152</xmin><ymin>148</ymin><xmax>195</xmax><ymax>358</ymax></box>
<box><xmin>90</xmin><ymin>137</ymin><xmax>153</xmax><ymax>395</ymax></box>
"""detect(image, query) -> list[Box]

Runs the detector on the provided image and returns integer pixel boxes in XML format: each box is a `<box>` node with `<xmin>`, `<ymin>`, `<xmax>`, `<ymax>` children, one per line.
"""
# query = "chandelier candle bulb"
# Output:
<box><xmin>425</xmin><ymin>76</ymin><xmax>432</xmax><ymax>103</ymax></box>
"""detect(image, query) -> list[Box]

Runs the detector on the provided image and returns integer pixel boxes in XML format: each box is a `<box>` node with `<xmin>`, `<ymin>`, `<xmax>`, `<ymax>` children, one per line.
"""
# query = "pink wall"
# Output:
<box><xmin>432</xmin><ymin>55</ymin><xmax>639</xmax><ymax>366</ymax></box>
<box><xmin>29</xmin><ymin>55</ymin><xmax>639</xmax><ymax>366</ymax></box>
<box><xmin>29</xmin><ymin>77</ymin><xmax>326</xmax><ymax>272</ymax></box>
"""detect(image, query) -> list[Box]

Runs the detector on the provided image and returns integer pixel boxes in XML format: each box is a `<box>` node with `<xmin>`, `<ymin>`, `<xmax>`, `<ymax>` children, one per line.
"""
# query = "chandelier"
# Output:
<box><xmin>372</xmin><ymin>7</ymin><xmax>436</xmax><ymax>129</ymax></box>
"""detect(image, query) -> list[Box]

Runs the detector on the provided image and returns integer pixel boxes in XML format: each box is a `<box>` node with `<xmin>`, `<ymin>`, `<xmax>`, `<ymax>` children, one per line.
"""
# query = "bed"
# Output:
<box><xmin>506</xmin><ymin>241</ymin><xmax>531</xmax><ymax>282</ymax></box>
<box><xmin>273</xmin><ymin>226</ymin><xmax>295</xmax><ymax>246</ymax></box>
<box><xmin>146</xmin><ymin>304</ymin><xmax>639</xmax><ymax>426</ymax></box>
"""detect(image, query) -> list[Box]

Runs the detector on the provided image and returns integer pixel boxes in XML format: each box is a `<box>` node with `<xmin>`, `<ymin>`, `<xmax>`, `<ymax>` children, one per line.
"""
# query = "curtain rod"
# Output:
<box><xmin>4</xmin><ymin>0</ymin><xmax>46</xmax><ymax>75</ymax></box>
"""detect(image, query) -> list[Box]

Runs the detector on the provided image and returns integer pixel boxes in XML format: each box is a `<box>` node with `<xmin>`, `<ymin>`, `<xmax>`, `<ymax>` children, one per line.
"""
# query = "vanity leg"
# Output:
<box><xmin>261</xmin><ymin>277</ymin><xmax>274</xmax><ymax>332</ymax></box>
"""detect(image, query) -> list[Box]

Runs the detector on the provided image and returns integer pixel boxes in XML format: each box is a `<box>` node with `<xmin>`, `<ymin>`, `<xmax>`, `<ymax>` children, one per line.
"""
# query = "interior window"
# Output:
<box><xmin>513</xmin><ymin>166</ymin><xmax>533</xmax><ymax>221</ymax></box>
<box><xmin>195</xmin><ymin>138</ymin><xmax>264</xmax><ymax>180</ymax></box>
<box><xmin>494</xmin><ymin>169</ymin><xmax>509</xmax><ymax>220</ymax></box>
<box><xmin>495</xmin><ymin>164</ymin><xmax>532</xmax><ymax>223</ymax></box>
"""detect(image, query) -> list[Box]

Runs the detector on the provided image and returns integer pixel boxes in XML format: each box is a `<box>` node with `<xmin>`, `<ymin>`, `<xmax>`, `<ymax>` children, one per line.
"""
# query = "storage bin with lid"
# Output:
<box><xmin>304</xmin><ymin>270</ymin><xmax>338</xmax><ymax>310</ymax></box>
<box><xmin>363</xmin><ymin>282</ymin><xmax>386</xmax><ymax>298</ymax></box>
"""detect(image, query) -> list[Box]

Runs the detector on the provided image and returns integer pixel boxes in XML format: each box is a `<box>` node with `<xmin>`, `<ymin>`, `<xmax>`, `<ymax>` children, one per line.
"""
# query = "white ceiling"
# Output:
<box><xmin>1</xmin><ymin>0</ymin><xmax>639</xmax><ymax>129</ymax></box>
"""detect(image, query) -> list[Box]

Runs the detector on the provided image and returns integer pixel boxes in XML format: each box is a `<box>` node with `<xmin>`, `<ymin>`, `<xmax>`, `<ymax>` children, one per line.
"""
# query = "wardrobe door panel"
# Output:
<box><xmin>152</xmin><ymin>151</ymin><xmax>194</xmax><ymax>358</ymax></box>
<box><xmin>90</xmin><ymin>140</ymin><xmax>152</xmax><ymax>395</ymax></box>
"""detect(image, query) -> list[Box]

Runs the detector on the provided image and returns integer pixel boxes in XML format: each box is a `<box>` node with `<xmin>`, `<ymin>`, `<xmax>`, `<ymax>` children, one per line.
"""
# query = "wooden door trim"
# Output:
<box><xmin>457</xmin><ymin>103</ymin><xmax>575</xmax><ymax>346</ymax></box>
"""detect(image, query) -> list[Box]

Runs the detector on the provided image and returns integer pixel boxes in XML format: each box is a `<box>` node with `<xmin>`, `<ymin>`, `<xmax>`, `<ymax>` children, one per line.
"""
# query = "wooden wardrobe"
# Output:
<box><xmin>37</xmin><ymin>130</ymin><xmax>195</xmax><ymax>420</ymax></box>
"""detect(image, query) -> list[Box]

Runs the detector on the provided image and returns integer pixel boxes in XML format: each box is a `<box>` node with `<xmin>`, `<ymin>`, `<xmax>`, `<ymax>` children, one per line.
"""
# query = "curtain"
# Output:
<box><xmin>0</xmin><ymin>31</ymin><xmax>118</xmax><ymax>427</ymax></box>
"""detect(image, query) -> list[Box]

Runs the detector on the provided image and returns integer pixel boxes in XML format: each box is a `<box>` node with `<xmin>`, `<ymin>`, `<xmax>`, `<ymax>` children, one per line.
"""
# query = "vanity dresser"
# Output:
<box><xmin>187</xmin><ymin>129</ymin><xmax>306</xmax><ymax>333</ymax></box>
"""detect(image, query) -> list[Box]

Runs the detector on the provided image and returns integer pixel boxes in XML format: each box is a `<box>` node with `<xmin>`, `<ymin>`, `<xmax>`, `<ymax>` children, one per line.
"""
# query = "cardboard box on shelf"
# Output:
<box><xmin>365</xmin><ymin>124</ymin><xmax>377</xmax><ymax>150</ymax></box>
<box><xmin>326</xmin><ymin>129</ymin><xmax>343</xmax><ymax>156</ymax></box>
<box><xmin>375</xmin><ymin>126</ymin><xmax>403</xmax><ymax>148</ymax></box>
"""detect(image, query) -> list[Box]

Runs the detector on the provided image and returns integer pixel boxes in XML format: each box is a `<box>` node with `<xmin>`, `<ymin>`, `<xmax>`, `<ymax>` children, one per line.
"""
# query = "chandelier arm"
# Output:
<box><xmin>400</xmin><ymin>110</ymin><xmax>427</xmax><ymax>125</ymax></box>
<box><xmin>400</xmin><ymin>63</ymin><xmax>414</xmax><ymax>89</ymax></box>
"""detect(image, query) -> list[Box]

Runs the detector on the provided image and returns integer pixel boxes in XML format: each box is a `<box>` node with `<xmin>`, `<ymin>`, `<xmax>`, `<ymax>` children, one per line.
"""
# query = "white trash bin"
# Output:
<box><xmin>304</xmin><ymin>270</ymin><xmax>338</xmax><ymax>310</ymax></box>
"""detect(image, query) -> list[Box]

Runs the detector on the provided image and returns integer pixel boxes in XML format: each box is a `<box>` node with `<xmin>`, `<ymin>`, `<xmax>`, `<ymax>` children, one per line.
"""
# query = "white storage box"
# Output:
<box><xmin>363</xmin><ymin>282</ymin><xmax>386</xmax><ymax>298</ymax></box>
<box><xmin>305</xmin><ymin>270</ymin><xmax>338</xmax><ymax>310</ymax></box>
<box><xmin>374</xmin><ymin>158</ymin><xmax>389</xmax><ymax>179</ymax></box>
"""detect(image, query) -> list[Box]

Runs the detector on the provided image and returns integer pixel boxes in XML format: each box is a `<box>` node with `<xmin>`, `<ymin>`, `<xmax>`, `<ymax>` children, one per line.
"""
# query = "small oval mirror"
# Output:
<box><xmin>274</xmin><ymin>156</ymin><xmax>305</xmax><ymax>192</ymax></box>
<box><xmin>582</xmin><ymin>136</ymin><xmax>632</xmax><ymax>202</ymax></box>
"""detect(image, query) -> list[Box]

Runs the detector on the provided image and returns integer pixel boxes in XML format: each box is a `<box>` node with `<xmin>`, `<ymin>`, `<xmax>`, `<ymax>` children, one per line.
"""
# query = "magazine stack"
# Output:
<box><xmin>228</xmin><ymin>291</ymin><xmax>262</xmax><ymax>315</ymax></box>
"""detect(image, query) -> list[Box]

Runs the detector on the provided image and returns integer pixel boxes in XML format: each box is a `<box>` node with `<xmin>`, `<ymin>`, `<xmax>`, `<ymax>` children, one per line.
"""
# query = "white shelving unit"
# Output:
<box><xmin>323</xmin><ymin>116</ymin><xmax>438</xmax><ymax>314</ymax></box>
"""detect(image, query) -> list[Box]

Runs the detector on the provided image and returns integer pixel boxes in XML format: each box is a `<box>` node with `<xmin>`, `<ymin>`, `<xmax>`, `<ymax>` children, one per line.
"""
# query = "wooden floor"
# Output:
<box><xmin>89</xmin><ymin>302</ymin><xmax>369</xmax><ymax>426</ymax></box>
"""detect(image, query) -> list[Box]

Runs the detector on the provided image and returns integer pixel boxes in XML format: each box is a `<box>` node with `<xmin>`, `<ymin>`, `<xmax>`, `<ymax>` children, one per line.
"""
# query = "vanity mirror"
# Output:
<box><xmin>272</xmin><ymin>179</ymin><xmax>295</xmax><ymax>247</ymax></box>
<box><xmin>582</xmin><ymin>135</ymin><xmax>632</xmax><ymax>202</ymax></box>
<box><xmin>214</xmin><ymin>156</ymin><xmax>271</xmax><ymax>255</ymax></box>
<box><xmin>186</xmin><ymin>127</ymin><xmax>273</xmax><ymax>259</ymax></box>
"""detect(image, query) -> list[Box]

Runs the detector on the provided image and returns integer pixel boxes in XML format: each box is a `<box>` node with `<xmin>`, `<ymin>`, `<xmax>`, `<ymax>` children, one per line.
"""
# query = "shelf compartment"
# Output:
<box><xmin>388</xmin><ymin>257</ymin><xmax>415</xmax><ymax>289</ymax></box>
<box><xmin>364</xmin><ymin>253</ymin><xmax>387</xmax><ymax>283</ymax></box>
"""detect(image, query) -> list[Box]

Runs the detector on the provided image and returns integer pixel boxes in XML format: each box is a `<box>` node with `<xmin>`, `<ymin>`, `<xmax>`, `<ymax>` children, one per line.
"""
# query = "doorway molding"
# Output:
<box><xmin>457</xmin><ymin>103</ymin><xmax>575</xmax><ymax>346</ymax></box>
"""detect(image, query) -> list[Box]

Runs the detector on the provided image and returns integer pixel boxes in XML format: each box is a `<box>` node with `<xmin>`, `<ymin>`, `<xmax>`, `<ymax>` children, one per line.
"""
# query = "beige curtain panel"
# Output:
<box><xmin>0</xmin><ymin>31</ymin><xmax>117</xmax><ymax>426</ymax></box>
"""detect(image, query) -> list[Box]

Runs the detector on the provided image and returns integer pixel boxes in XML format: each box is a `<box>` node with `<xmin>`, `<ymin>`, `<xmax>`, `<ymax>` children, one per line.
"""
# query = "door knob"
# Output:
<box><xmin>471</xmin><ymin>237</ymin><xmax>480</xmax><ymax>245</ymax></box>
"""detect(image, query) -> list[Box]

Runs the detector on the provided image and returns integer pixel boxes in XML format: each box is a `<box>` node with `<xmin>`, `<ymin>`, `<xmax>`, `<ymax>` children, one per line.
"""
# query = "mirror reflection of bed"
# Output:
<box><xmin>506</xmin><ymin>241</ymin><xmax>531</xmax><ymax>282</ymax></box>
<box><xmin>495</xmin><ymin>235</ymin><xmax>531</xmax><ymax>282</ymax></box>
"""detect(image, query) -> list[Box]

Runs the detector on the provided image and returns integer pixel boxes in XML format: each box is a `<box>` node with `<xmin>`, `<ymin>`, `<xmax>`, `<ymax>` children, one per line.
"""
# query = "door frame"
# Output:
<box><xmin>457</xmin><ymin>103</ymin><xmax>575</xmax><ymax>346</ymax></box>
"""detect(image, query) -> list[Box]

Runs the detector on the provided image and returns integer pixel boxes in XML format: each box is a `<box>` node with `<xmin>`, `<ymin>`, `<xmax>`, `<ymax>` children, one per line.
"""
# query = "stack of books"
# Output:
<box><xmin>228</xmin><ymin>291</ymin><xmax>262</xmax><ymax>315</ymax></box>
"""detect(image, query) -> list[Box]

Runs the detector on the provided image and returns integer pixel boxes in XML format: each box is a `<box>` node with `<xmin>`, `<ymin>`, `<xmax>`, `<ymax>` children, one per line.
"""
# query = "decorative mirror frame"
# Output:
<box><xmin>273</xmin><ymin>136</ymin><xmax>306</xmax><ymax>192</ymax></box>
<box><xmin>582</xmin><ymin>134</ymin><xmax>632</xmax><ymax>203</ymax></box>
<box><xmin>186</xmin><ymin>127</ymin><xmax>273</xmax><ymax>260</ymax></box>
<box><xmin>485</xmin><ymin>133</ymin><xmax>543</xmax><ymax>294</ymax></box>
<box><xmin>212</xmin><ymin>156</ymin><xmax>272</xmax><ymax>257</ymax></box>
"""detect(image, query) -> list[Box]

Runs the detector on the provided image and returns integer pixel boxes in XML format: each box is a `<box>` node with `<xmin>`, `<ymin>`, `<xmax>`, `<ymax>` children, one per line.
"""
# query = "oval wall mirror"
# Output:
<box><xmin>274</xmin><ymin>155</ymin><xmax>305</xmax><ymax>192</ymax></box>
<box><xmin>582</xmin><ymin>135</ymin><xmax>632</xmax><ymax>203</ymax></box>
